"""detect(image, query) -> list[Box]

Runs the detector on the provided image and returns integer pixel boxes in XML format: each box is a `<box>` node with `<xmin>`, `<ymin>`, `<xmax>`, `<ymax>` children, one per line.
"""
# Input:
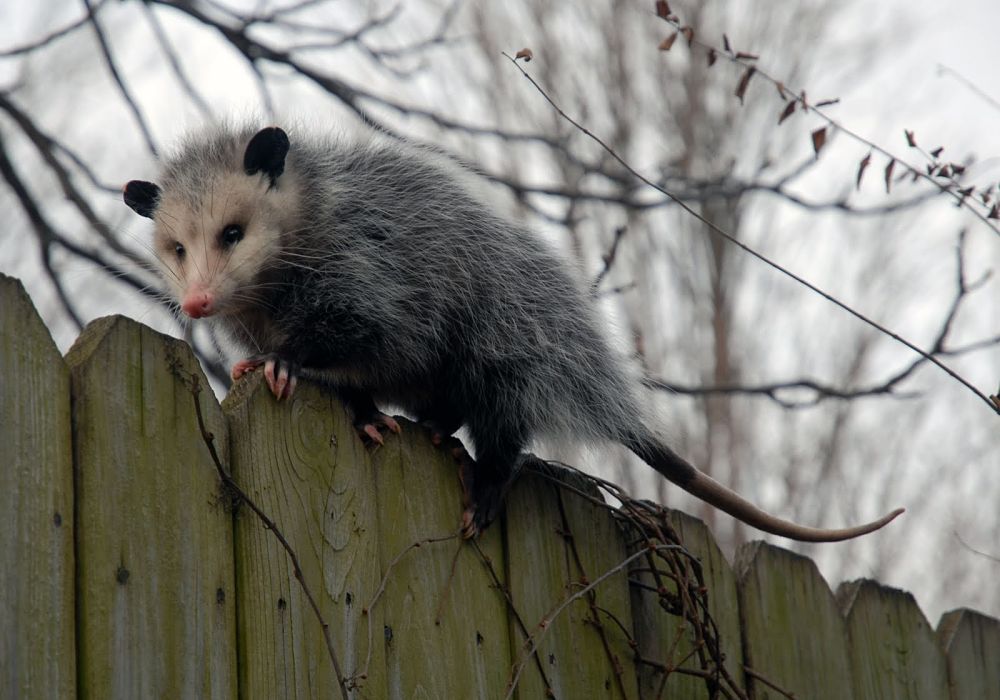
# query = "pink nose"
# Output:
<box><xmin>181</xmin><ymin>290</ymin><xmax>215</xmax><ymax>318</ymax></box>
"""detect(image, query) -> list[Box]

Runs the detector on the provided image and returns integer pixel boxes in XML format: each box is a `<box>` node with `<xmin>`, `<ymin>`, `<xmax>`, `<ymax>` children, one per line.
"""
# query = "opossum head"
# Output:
<box><xmin>124</xmin><ymin>127</ymin><xmax>301</xmax><ymax>319</ymax></box>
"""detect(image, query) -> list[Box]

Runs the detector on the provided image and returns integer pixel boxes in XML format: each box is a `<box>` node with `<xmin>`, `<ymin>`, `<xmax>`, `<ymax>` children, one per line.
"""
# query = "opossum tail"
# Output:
<box><xmin>623</xmin><ymin>429</ymin><xmax>904</xmax><ymax>542</ymax></box>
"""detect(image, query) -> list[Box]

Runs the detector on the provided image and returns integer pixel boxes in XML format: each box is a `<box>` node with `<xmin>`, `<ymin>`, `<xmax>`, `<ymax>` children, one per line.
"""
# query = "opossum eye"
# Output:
<box><xmin>174</xmin><ymin>242</ymin><xmax>185</xmax><ymax>259</ymax></box>
<box><xmin>221</xmin><ymin>224</ymin><xmax>244</xmax><ymax>248</ymax></box>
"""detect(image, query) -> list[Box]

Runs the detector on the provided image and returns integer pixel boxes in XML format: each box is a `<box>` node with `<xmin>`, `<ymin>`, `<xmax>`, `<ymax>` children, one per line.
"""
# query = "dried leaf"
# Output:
<box><xmin>958</xmin><ymin>186</ymin><xmax>974</xmax><ymax>198</ymax></box>
<box><xmin>775</xmin><ymin>81</ymin><xmax>787</xmax><ymax>99</ymax></box>
<box><xmin>658</xmin><ymin>33</ymin><xmax>677</xmax><ymax>51</ymax></box>
<box><xmin>930</xmin><ymin>146</ymin><xmax>944</xmax><ymax>158</ymax></box>
<box><xmin>735</xmin><ymin>66</ymin><xmax>756</xmax><ymax>104</ymax></box>
<box><xmin>951</xmin><ymin>163</ymin><xmax>966</xmax><ymax>176</ymax></box>
<box><xmin>655</xmin><ymin>0</ymin><xmax>671</xmax><ymax>18</ymax></box>
<box><xmin>515</xmin><ymin>48</ymin><xmax>533</xmax><ymax>62</ymax></box>
<box><xmin>905</xmin><ymin>129</ymin><xmax>917</xmax><ymax>147</ymax></box>
<box><xmin>811</xmin><ymin>127</ymin><xmax>827</xmax><ymax>156</ymax></box>
<box><xmin>723</xmin><ymin>34</ymin><xmax>731</xmax><ymax>52</ymax></box>
<box><xmin>938</xmin><ymin>165</ymin><xmax>952</xmax><ymax>178</ymax></box>
<box><xmin>799</xmin><ymin>90</ymin><xmax>808</xmax><ymax>109</ymax></box>
<box><xmin>981</xmin><ymin>191</ymin><xmax>991</xmax><ymax>205</ymax></box>
<box><xmin>884</xmin><ymin>159</ymin><xmax>896</xmax><ymax>193</ymax></box>
<box><xmin>856</xmin><ymin>152</ymin><xmax>872</xmax><ymax>189</ymax></box>
<box><xmin>989</xmin><ymin>204</ymin><xmax>999</xmax><ymax>220</ymax></box>
<box><xmin>778</xmin><ymin>100</ymin><xmax>796</xmax><ymax>124</ymax></box>
<box><xmin>926</xmin><ymin>163</ymin><xmax>937</xmax><ymax>175</ymax></box>
<box><xmin>815</xmin><ymin>98</ymin><xmax>840</xmax><ymax>108</ymax></box>
<box><xmin>735</xmin><ymin>51</ymin><xmax>759</xmax><ymax>60</ymax></box>
<box><xmin>681</xmin><ymin>26</ymin><xmax>694</xmax><ymax>46</ymax></box>
<box><xmin>707</xmin><ymin>48</ymin><xmax>717</xmax><ymax>66</ymax></box>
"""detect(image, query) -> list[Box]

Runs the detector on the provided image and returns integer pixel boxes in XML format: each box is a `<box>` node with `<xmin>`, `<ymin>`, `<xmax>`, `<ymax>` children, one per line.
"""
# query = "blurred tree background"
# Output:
<box><xmin>1</xmin><ymin>0</ymin><xmax>997</xmax><ymax>621</ymax></box>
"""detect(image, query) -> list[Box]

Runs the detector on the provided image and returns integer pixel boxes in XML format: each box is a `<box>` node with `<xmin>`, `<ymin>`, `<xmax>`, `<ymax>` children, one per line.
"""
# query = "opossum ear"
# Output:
<box><xmin>244</xmin><ymin>127</ymin><xmax>290</xmax><ymax>188</ymax></box>
<box><xmin>123</xmin><ymin>180</ymin><xmax>161</xmax><ymax>219</ymax></box>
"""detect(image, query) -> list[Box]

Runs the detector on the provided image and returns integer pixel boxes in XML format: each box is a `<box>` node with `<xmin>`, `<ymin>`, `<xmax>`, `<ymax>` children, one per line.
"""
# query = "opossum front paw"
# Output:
<box><xmin>230</xmin><ymin>353</ymin><xmax>300</xmax><ymax>400</ymax></box>
<box><xmin>231</xmin><ymin>357</ymin><xmax>264</xmax><ymax>380</ymax></box>
<box><xmin>353</xmin><ymin>412</ymin><xmax>402</xmax><ymax>447</ymax></box>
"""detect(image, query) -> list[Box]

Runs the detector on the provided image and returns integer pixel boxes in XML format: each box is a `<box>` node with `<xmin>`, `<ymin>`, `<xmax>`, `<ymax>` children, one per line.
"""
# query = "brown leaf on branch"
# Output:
<box><xmin>951</xmin><ymin>163</ymin><xmax>966</xmax><ymax>176</ymax></box>
<box><xmin>885</xmin><ymin>159</ymin><xmax>896</xmax><ymax>193</ymax></box>
<box><xmin>775</xmin><ymin>81</ymin><xmax>787</xmax><ymax>99</ymax></box>
<box><xmin>707</xmin><ymin>48</ymin><xmax>717</xmax><ymax>66</ymax></box>
<box><xmin>778</xmin><ymin>101</ymin><xmax>796</xmax><ymax>124</ymax></box>
<box><xmin>988</xmin><ymin>204</ymin><xmax>1000</xmax><ymax>220</ymax></box>
<box><xmin>811</xmin><ymin>127</ymin><xmax>827</xmax><ymax>156</ymax></box>
<box><xmin>938</xmin><ymin>165</ymin><xmax>952</xmax><ymax>178</ymax></box>
<box><xmin>515</xmin><ymin>48</ymin><xmax>533</xmax><ymax>62</ymax></box>
<box><xmin>857</xmin><ymin>152</ymin><xmax>872</xmax><ymax>189</ymax></box>
<box><xmin>816</xmin><ymin>98</ymin><xmax>840</xmax><ymax>108</ymax></box>
<box><xmin>723</xmin><ymin>34</ymin><xmax>731</xmax><ymax>53</ymax></box>
<box><xmin>905</xmin><ymin>129</ymin><xmax>917</xmax><ymax>147</ymax></box>
<box><xmin>735</xmin><ymin>51</ymin><xmax>759</xmax><ymax>60</ymax></box>
<box><xmin>658</xmin><ymin>33</ymin><xmax>677</xmax><ymax>51</ymax></box>
<box><xmin>655</xmin><ymin>0</ymin><xmax>671</xmax><ymax>18</ymax></box>
<box><xmin>735</xmin><ymin>66</ymin><xmax>756</xmax><ymax>104</ymax></box>
<box><xmin>680</xmin><ymin>26</ymin><xmax>694</xmax><ymax>46</ymax></box>
<box><xmin>931</xmin><ymin>146</ymin><xmax>944</xmax><ymax>158</ymax></box>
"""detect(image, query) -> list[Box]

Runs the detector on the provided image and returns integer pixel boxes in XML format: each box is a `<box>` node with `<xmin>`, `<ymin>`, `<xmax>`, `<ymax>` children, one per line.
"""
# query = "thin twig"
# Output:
<box><xmin>501</xmin><ymin>52</ymin><xmax>999</xmax><ymax>416</ymax></box>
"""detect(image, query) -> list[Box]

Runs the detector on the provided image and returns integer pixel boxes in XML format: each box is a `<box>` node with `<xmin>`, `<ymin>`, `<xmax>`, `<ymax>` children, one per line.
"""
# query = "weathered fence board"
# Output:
<box><xmin>837</xmin><ymin>579</ymin><xmax>950</xmax><ymax>699</ymax></box>
<box><xmin>4</xmin><ymin>275</ymin><xmax>1000</xmax><ymax>699</ymax></box>
<box><xmin>630</xmin><ymin>508</ymin><xmax>746</xmax><ymax>699</ymax></box>
<box><xmin>224</xmin><ymin>377</ymin><xmax>387</xmax><ymax>700</ymax></box>
<box><xmin>371</xmin><ymin>422</ymin><xmax>510</xmax><ymax>699</ymax></box>
<box><xmin>66</xmin><ymin>315</ymin><xmax>237</xmax><ymax>699</ymax></box>
<box><xmin>736</xmin><ymin>541</ymin><xmax>853</xmax><ymax>699</ymax></box>
<box><xmin>505</xmin><ymin>465</ymin><xmax>638</xmax><ymax>700</ymax></box>
<box><xmin>0</xmin><ymin>274</ymin><xmax>75</xmax><ymax>700</ymax></box>
<box><xmin>938</xmin><ymin>608</ymin><xmax>1000</xmax><ymax>699</ymax></box>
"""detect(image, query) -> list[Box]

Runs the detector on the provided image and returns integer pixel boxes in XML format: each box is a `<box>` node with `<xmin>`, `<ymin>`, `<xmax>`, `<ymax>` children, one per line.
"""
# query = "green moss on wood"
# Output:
<box><xmin>0</xmin><ymin>274</ymin><xmax>75</xmax><ymax>699</ymax></box>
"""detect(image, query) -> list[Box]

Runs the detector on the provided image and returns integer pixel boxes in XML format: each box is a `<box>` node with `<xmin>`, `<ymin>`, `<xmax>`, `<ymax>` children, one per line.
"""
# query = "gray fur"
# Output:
<box><xmin>128</xmin><ymin>123</ymin><xmax>904</xmax><ymax>542</ymax></box>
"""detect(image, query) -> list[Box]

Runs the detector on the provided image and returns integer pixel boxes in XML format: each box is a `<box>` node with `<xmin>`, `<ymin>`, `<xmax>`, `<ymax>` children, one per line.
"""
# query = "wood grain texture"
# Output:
<box><xmin>370</xmin><ymin>421</ymin><xmax>510</xmax><ymax>699</ymax></box>
<box><xmin>67</xmin><ymin>315</ymin><xmax>236</xmax><ymax>700</ymax></box>
<box><xmin>505</xmin><ymin>464</ymin><xmax>638</xmax><ymax>700</ymax></box>
<box><xmin>0</xmin><ymin>274</ymin><xmax>75</xmax><ymax>699</ymax></box>
<box><xmin>938</xmin><ymin>608</ymin><xmax>1000</xmax><ymax>700</ymax></box>
<box><xmin>837</xmin><ymin>579</ymin><xmax>949</xmax><ymax>699</ymax></box>
<box><xmin>736</xmin><ymin>540</ymin><xmax>853</xmax><ymax>700</ymax></box>
<box><xmin>224</xmin><ymin>375</ymin><xmax>386</xmax><ymax>700</ymax></box>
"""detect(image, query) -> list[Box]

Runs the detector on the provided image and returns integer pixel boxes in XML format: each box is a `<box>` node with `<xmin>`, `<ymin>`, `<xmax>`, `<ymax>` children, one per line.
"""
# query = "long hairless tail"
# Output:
<box><xmin>624</xmin><ymin>431</ymin><xmax>904</xmax><ymax>543</ymax></box>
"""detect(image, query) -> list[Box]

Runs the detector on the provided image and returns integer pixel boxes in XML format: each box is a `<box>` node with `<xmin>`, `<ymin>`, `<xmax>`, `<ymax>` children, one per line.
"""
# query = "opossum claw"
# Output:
<box><xmin>353</xmin><ymin>412</ymin><xmax>402</xmax><ymax>447</ymax></box>
<box><xmin>231</xmin><ymin>357</ymin><xmax>264</xmax><ymax>380</ymax></box>
<box><xmin>232</xmin><ymin>353</ymin><xmax>300</xmax><ymax>400</ymax></box>
<box><xmin>263</xmin><ymin>356</ymin><xmax>299</xmax><ymax>400</ymax></box>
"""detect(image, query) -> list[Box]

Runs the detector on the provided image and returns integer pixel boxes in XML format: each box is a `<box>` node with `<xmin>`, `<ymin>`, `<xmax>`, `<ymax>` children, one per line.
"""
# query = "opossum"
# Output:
<box><xmin>123</xmin><ymin>124</ymin><xmax>903</xmax><ymax>541</ymax></box>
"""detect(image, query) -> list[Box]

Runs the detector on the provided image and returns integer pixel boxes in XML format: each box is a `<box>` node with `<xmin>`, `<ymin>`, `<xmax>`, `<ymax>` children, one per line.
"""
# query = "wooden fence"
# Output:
<box><xmin>2</xmin><ymin>271</ymin><xmax>998</xmax><ymax>699</ymax></box>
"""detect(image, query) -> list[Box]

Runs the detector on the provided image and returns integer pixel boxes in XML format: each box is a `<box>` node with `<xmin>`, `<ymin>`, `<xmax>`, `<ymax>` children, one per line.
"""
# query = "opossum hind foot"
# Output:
<box><xmin>354</xmin><ymin>412</ymin><xmax>401</xmax><ymax>446</ymax></box>
<box><xmin>453</xmin><ymin>443</ymin><xmax>513</xmax><ymax>540</ymax></box>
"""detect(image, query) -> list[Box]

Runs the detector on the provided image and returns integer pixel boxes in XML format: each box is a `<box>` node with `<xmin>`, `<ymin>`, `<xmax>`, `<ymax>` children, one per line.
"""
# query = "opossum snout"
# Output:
<box><xmin>182</xmin><ymin>289</ymin><xmax>216</xmax><ymax>318</ymax></box>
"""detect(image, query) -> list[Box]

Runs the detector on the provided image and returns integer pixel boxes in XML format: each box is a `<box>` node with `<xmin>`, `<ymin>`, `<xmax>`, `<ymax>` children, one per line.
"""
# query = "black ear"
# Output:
<box><xmin>243</xmin><ymin>127</ymin><xmax>290</xmax><ymax>188</ymax></box>
<box><xmin>123</xmin><ymin>180</ymin><xmax>161</xmax><ymax>218</ymax></box>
